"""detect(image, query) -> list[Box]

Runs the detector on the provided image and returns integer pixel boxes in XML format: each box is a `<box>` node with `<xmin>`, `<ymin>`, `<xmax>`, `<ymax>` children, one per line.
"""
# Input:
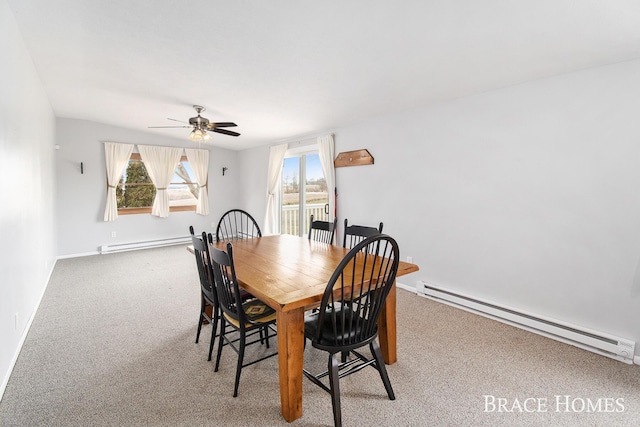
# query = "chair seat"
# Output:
<box><xmin>224</xmin><ymin>300</ymin><xmax>277</xmax><ymax>329</ymax></box>
<box><xmin>304</xmin><ymin>308</ymin><xmax>377</xmax><ymax>349</ymax></box>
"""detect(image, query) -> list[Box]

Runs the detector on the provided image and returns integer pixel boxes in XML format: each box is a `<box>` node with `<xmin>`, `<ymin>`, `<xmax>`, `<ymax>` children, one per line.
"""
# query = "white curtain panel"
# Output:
<box><xmin>185</xmin><ymin>148</ymin><xmax>210</xmax><ymax>215</ymax></box>
<box><xmin>138</xmin><ymin>145</ymin><xmax>183</xmax><ymax>218</ymax></box>
<box><xmin>174</xmin><ymin>163</ymin><xmax>197</xmax><ymax>198</ymax></box>
<box><xmin>263</xmin><ymin>143</ymin><xmax>288</xmax><ymax>235</ymax></box>
<box><xmin>103</xmin><ymin>142</ymin><xmax>135</xmax><ymax>222</ymax></box>
<box><xmin>317</xmin><ymin>134</ymin><xmax>336</xmax><ymax>224</ymax></box>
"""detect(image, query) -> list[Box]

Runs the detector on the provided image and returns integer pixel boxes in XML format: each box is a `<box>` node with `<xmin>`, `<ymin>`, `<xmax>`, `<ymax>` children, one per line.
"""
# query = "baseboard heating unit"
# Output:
<box><xmin>416</xmin><ymin>282</ymin><xmax>636</xmax><ymax>365</ymax></box>
<box><xmin>100</xmin><ymin>236</ymin><xmax>190</xmax><ymax>254</ymax></box>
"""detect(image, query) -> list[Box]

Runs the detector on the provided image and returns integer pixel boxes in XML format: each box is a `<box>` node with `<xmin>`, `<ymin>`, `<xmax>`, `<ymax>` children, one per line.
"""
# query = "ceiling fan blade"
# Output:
<box><xmin>167</xmin><ymin>118</ymin><xmax>189</xmax><ymax>124</ymax></box>
<box><xmin>213</xmin><ymin>128</ymin><xmax>241</xmax><ymax>137</ymax></box>
<box><xmin>148</xmin><ymin>125</ymin><xmax>191</xmax><ymax>128</ymax></box>
<box><xmin>210</xmin><ymin>122</ymin><xmax>237</xmax><ymax>128</ymax></box>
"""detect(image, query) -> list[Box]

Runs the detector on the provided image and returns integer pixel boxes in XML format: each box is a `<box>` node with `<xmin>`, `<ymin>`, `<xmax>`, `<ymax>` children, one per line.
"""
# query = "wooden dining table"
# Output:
<box><xmin>208</xmin><ymin>234</ymin><xmax>419</xmax><ymax>422</ymax></box>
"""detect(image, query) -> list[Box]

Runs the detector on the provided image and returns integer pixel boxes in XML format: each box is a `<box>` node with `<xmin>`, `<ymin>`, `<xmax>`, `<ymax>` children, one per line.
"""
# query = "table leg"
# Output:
<box><xmin>377</xmin><ymin>281</ymin><xmax>397</xmax><ymax>364</ymax></box>
<box><xmin>276</xmin><ymin>307</ymin><xmax>305</xmax><ymax>422</ymax></box>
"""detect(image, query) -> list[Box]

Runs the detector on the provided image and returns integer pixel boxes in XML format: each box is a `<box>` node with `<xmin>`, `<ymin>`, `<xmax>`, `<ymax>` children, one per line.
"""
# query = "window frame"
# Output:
<box><xmin>114</xmin><ymin>153</ymin><xmax>205</xmax><ymax>216</ymax></box>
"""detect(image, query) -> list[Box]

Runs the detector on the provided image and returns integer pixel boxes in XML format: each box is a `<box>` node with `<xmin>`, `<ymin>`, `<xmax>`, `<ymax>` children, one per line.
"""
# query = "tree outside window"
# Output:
<box><xmin>116</xmin><ymin>154</ymin><xmax>199</xmax><ymax>215</ymax></box>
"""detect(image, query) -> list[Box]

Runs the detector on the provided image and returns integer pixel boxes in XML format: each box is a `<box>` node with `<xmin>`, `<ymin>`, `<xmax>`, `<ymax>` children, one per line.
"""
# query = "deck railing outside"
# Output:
<box><xmin>281</xmin><ymin>203</ymin><xmax>327</xmax><ymax>236</ymax></box>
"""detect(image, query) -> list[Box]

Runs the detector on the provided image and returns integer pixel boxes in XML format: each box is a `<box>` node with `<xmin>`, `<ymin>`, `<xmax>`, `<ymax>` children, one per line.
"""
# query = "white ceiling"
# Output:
<box><xmin>7</xmin><ymin>0</ymin><xmax>640</xmax><ymax>150</ymax></box>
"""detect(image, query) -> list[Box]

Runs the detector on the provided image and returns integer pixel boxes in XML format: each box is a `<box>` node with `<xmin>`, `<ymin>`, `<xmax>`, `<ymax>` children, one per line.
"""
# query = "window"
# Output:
<box><xmin>116</xmin><ymin>153</ymin><xmax>201</xmax><ymax>215</ymax></box>
<box><xmin>281</xmin><ymin>151</ymin><xmax>328</xmax><ymax>236</ymax></box>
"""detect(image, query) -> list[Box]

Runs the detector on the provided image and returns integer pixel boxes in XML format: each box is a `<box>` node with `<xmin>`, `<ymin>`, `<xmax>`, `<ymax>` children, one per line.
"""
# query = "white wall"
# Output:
<box><xmin>239</xmin><ymin>59</ymin><xmax>640</xmax><ymax>351</ymax></box>
<box><xmin>238</xmin><ymin>145</ymin><xmax>270</xmax><ymax>227</ymax></box>
<box><xmin>0</xmin><ymin>0</ymin><xmax>57</xmax><ymax>394</ymax></box>
<box><xmin>55</xmin><ymin>118</ymin><xmax>241</xmax><ymax>256</ymax></box>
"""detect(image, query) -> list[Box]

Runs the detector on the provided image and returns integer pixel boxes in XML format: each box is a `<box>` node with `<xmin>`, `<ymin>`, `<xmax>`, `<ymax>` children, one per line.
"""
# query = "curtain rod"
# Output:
<box><xmin>272</xmin><ymin>132</ymin><xmax>334</xmax><ymax>148</ymax></box>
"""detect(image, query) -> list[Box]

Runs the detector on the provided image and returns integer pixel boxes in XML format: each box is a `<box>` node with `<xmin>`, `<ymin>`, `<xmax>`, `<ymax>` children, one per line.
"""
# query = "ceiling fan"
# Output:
<box><xmin>149</xmin><ymin>105</ymin><xmax>240</xmax><ymax>142</ymax></box>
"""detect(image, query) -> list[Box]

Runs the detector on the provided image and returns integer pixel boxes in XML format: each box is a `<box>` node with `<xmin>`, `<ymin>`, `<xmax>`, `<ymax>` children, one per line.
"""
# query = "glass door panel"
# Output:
<box><xmin>281</xmin><ymin>153</ymin><xmax>328</xmax><ymax>236</ymax></box>
<box><xmin>281</xmin><ymin>157</ymin><xmax>300</xmax><ymax>236</ymax></box>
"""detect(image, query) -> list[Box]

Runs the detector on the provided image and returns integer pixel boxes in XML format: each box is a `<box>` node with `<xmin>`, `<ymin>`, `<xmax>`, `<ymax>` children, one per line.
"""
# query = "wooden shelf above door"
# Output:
<box><xmin>334</xmin><ymin>149</ymin><xmax>374</xmax><ymax>168</ymax></box>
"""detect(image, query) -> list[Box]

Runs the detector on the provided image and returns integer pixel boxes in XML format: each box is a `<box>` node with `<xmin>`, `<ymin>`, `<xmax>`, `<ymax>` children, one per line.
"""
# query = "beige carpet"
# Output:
<box><xmin>0</xmin><ymin>244</ymin><xmax>638</xmax><ymax>426</ymax></box>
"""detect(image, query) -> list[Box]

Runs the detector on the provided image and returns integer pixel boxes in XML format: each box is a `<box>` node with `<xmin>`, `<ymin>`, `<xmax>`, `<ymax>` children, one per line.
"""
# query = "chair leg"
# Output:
<box><xmin>195</xmin><ymin>296</ymin><xmax>206</xmax><ymax>343</ymax></box>
<box><xmin>370</xmin><ymin>340</ymin><xmax>395</xmax><ymax>400</ymax></box>
<box><xmin>195</xmin><ymin>315</ymin><xmax>203</xmax><ymax>344</ymax></box>
<box><xmin>208</xmin><ymin>308</ymin><xmax>219</xmax><ymax>361</ymax></box>
<box><xmin>233</xmin><ymin>330</ymin><xmax>246</xmax><ymax>397</ymax></box>
<box><xmin>328</xmin><ymin>353</ymin><xmax>342</xmax><ymax>427</ymax></box>
<box><xmin>215</xmin><ymin>317</ymin><xmax>226</xmax><ymax>372</ymax></box>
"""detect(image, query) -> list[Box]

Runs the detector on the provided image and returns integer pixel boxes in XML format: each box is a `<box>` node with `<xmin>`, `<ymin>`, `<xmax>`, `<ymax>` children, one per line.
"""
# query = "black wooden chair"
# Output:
<box><xmin>209</xmin><ymin>238</ymin><xmax>278</xmax><ymax>397</ymax></box>
<box><xmin>190</xmin><ymin>226</ymin><xmax>254</xmax><ymax>362</ymax></box>
<box><xmin>308</xmin><ymin>214</ymin><xmax>338</xmax><ymax>245</ymax></box>
<box><xmin>303</xmin><ymin>234</ymin><xmax>400</xmax><ymax>427</ymax></box>
<box><xmin>190</xmin><ymin>227</ymin><xmax>219</xmax><ymax>362</ymax></box>
<box><xmin>342</xmin><ymin>218</ymin><xmax>383</xmax><ymax>249</ymax></box>
<box><xmin>216</xmin><ymin>209</ymin><xmax>262</xmax><ymax>242</ymax></box>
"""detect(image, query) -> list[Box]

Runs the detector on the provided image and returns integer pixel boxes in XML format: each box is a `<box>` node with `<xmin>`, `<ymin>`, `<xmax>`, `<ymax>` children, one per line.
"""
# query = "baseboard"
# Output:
<box><xmin>635</xmin><ymin>355</ymin><xmax>640</xmax><ymax>366</ymax></box>
<box><xmin>57</xmin><ymin>251</ymin><xmax>100</xmax><ymax>260</ymax></box>
<box><xmin>396</xmin><ymin>282</ymin><xmax>413</xmax><ymax>292</ymax></box>
<box><xmin>0</xmin><ymin>258</ymin><xmax>57</xmax><ymax>400</ymax></box>
<box><xmin>100</xmin><ymin>236</ymin><xmax>190</xmax><ymax>254</ymax></box>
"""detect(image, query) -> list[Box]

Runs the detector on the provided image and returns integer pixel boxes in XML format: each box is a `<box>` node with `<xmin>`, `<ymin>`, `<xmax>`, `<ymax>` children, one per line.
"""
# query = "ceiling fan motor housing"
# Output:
<box><xmin>189</xmin><ymin>115</ymin><xmax>209</xmax><ymax>128</ymax></box>
<box><xmin>189</xmin><ymin>105</ymin><xmax>208</xmax><ymax>128</ymax></box>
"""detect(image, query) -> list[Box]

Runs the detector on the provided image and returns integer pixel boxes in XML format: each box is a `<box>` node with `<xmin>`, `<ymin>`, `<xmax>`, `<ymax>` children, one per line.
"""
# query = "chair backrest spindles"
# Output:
<box><xmin>308</xmin><ymin>214</ymin><xmax>338</xmax><ymax>245</ymax></box>
<box><xmin>342</xmin><ymin>218</ymin><xmax>383</xmax><ymax>249</ymax></box>
<box><xmin>216</xmin><ymin>209</ymin><xmax>262</xmax><ymax>242</ymax></box>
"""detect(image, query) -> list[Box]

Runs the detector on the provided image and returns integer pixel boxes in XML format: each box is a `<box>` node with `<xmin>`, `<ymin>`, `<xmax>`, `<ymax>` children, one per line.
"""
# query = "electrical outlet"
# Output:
<box><xmin>111</xmin><ymin>231</ymin><xmax>117</xmax><ymax>238</ymax></box>
<box><xmin>406</xmin><ymin>256</ymin><xmax>413</xmax><ymax>263</ymax></box>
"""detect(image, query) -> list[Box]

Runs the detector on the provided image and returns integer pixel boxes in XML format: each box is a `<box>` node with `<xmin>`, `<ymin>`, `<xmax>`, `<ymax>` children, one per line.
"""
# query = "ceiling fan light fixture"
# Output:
<box><xmin>189</xmin><ymin>128</ymin><xmax>210</xmax><ymax>142</ymax></box>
